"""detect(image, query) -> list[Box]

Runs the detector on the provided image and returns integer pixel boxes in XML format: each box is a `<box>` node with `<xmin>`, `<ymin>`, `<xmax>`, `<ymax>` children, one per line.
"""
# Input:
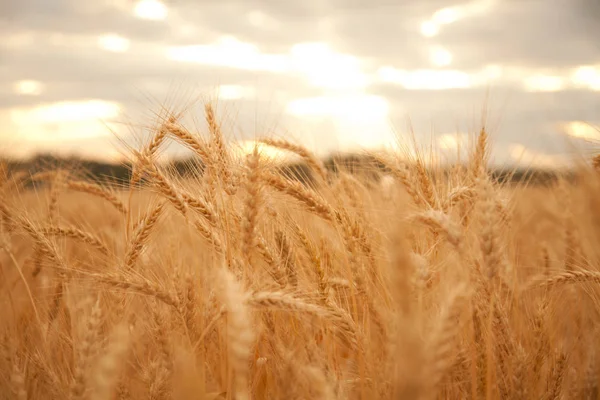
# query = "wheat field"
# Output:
<box><xmin>1</xmin><ymin>103</ymin><xmax>600</xmax><ymax>399</ymax></box>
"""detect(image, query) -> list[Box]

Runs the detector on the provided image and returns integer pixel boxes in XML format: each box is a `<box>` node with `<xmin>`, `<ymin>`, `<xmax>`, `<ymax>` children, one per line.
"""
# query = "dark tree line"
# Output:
<box><xmin>0</xmin><ymin>153</ymin><xmax>571</xmax><ymax>190</ymax></box>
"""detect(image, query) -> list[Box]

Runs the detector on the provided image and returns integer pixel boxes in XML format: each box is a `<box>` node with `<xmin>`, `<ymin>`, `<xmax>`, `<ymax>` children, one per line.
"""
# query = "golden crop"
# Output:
<box><xmin>1</xmin><ymin>103</ymin><xmax>599</xmax><ymax>399</ymax></box>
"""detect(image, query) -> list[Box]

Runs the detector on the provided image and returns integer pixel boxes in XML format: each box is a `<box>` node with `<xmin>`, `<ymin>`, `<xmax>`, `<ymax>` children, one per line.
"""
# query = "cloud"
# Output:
<box><xmin>560</xmin><ymin>121</ymin><xmax>600</xmax><ymax>141</ymax></box>
<box><xmin>508</xmin><ymin>143</ymin><xmax>572</xmax><ymax>169</ymax></box>
<box><xmin>0</xmin><ymin>0</ymin><xmax>599</xmax><ymax>164</ymax></box>
<box><xmin>13</xmin><ymin>80</ymin><xmax>44</xmax><ymax>96</ymax></box>
<box><xmin>427</xmin><ymin>0</ymin><xmax>599</xmax><ymax>69</ymax></box>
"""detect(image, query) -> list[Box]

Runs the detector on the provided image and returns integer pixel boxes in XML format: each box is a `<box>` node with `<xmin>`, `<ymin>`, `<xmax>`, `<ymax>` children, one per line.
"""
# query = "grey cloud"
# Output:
<box><xmin>176</xmin><ymin>1</ymin><xmax>448</xmax><ymax>67</ymax></box>
<box><xmin>3</xmin><ymin>14</ymin><xmax>187</xmax><ymax>45</ymax></box>
<box><xmin>167</xmin><ymin>1</ymin><xmax>333</xmax><ymax>52</ymax></box>
<box><xmin>428</xmin><ymin>0</ymin><xmax>599</xmax><ymax>69</ymax></box>
<box><xmin>375</xmin><ymin>87</ymin><xmax>600</xmax><ymax>124</ymax></box>
<box><xmin>171</xmin><ymin>0</ymin><xmax>325</xmax><ymax>21</ymax></box>
<box><xmin>306</xmin><ymin>0</ymin><xmax>600</xmax><ymax>70</ymax></box>
<box><xmin>371</xmin><ymin>86</ymin><xmax>600</xmax><ymax>152</ymax></box>
<box><xmin>4</xmin><ymin>0</ymin><xmax>341</xmax><ymax>50</ymax></box>
<box><xmin>2</xmin><ymin>0</ymin><xmax>224</xmax><ymax>45</ymax></box>
<box><xmin>2</xmin><ymin>0</ymin><xmax>72</xmax><ymax>21</ymax></box>
<box><xmin>4</xmin><ymin>0</ymin><xmax>599</xmax><ymax>70</ymax></box>
<box><xmin>1</xmin><ymin>0</ymin><xmax>599</xmax><ymax>162</ymax></box>
<box><xmin>573</xmin><ymin>0</ymin><xmax>600</xmax><ymax>34</ymax></box>
<box><xmin>0</xmin><ymin>41</ymin><xmax>323</xmax><ymax>108</ymax></box>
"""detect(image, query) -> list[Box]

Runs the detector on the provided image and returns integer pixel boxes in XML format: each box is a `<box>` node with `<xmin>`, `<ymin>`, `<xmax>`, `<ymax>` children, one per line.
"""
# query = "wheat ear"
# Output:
<box><xmin>242</xmin><ymin>147</ymin><xmax>261</xmax><ymax>262</ymax></box>
<box><xmin>124</xmin><ymin>202</ymin><xmax>165</xmax><ymax>271</ymax></box>
<box><xmin>258</xmin><ymin>138</ymin><xmax>328</xmax><ymax>181</ymax></box>
<box><xmin>41</xmin><ymin>225</ymin><xmax>109</xmax><ymax>255</ymax></box>
<box><xmin>66</xmin><ymin>180</ymin><xmax>127</xmax><ymax>214</ymax></box>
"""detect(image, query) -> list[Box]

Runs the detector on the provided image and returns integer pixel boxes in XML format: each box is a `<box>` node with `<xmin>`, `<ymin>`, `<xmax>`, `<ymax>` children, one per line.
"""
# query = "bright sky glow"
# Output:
<box><xmin>374</xmin><ymin>64</ymin><xmax>600</xmax><ymax>92</ymax></box>
<box><xmin>5</xmin><ymin>119</ymin><xmax>117</xmax><ymax>142</ymax></box>
<box><xmin>2</xmin><ymin>32</ymin><xmax>36</xmax><ymax>49</ymax></box>
<box><xmin>480</xmin><ymin>64</ymin><xmax>503</xmax><ymax>81</ymax></box>
<box><xmin>14</xmin><ymin>80</ymin><xmax>43</xmax><ymax>96</ymax></box>
<box><xmin>134</xmin><ymin>0</ymin><xmax>168</xmax><ymax>20</ymax></box>
<box><xmin>571</xmin><ymin>65</ymin><xmax>600</xmax><ymax>90</ymax></box>
<box><xmin>378</xmin><ymin>67</ymin><xmax>471</xmax><ymax>90</ymax></box>
<box><xmin>98</xmin><ymin>34</ymin><xmax>131</xmax><ymax>53</ymax></box>
<box><xmin>168</xmin><ymin>39</ymin><xmax>370</xmax><ymax>90</ymax></box>
<box><xmin>429</xmin><ymin>46</ymin><xmax>453</xmax><ymax>67</ymax></box>
<box><xmin>523</xmin><ymin>75</ymin><xmax>566</xmax><ymax>92</ymax></box>
<box><xmin>247</xmin><ymin>10</ymin><xmax>279</xmax><ymax>30</ymax></box>
<box><xmin>437</xmin><ymin>133</ymin><xmax>468</xmax><ymax>150</ymax></box>
<box><xmin>166</xmin><ymin>37</ymin><xmax>288</xmax><ymax>72</ymax></box>
<box><xmin>289</xmin><ymin>42</ymin><xmax>370</xmax><ymax>90</ymax></box>
<box><xmin>286</xmin><ymin>95</ymin><xmax>394</xmax><ymax>152</ymax></box>
<box><xmin>561</xmin><ymin>121</ymin><xmax>600</xmax><ymax>141</ymax></box>
<box><xmin>6</xmin><ymin>101</ymin><xmax>121</xmax><ymax>142</ymax></box>
<box><xmin>433</xmin><ymin>7</ymin><xmax>461</xmax><ymax>25</ymax></box>
<box><xmin>420</xmin><ymin>21</ymin><xmax>440</xmax><ymax>38</ymax></box>
<box><xmin>420</xmin><ymin>0</ymin><xmax>497</xmax><ymax>37</ymax></box>
<box><xmin>47</xmin><ymin>32</ymin><xmax>90</xmax><ymax>47</ymax></box>
<box><xmin>10</xmin><ymin>100</ymin><xmax>120</xmax><ymax>125</ymax></box>
<box><xmin>509</xmin><ymin>143</ymin><xmax>569</xmax><ymax>169</ymax></box>
<box><xmin>231</xmin><ymin>140</ymin><xmax>297</xmax><ymax>162</ymax></box>
<box><xmin>336</xmin><ymin>118</ymin><xmax>396</xmax><ymax>152</ymax></box>
<box><xmin>286</xmin><ymin>95</ymin><xmax>389</xmax><ymax>121</ymax></box>
<box><xmin>216</xmin><ymin>84</ymin><xmax>255</xmax><ymax>100</ymax></box>
<box><xmin>166</xmin><ymin>36</ymin><xmax>600</xmax><ymax>97</ymax></box>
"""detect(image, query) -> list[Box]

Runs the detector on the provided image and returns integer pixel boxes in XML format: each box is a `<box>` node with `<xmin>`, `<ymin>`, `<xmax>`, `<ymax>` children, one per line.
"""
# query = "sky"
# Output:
<box><xmin>1</xmin><ymin>0</ymin><xmax>599</xmax><ymax>167</ymax></box>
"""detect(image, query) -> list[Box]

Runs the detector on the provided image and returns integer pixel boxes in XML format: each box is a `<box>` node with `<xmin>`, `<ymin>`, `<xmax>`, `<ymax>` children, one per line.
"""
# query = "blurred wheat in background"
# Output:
<box><xmin>2</xmin><ymin>101</ymin><xmax>600</xmax><ymax>399</ymax></box>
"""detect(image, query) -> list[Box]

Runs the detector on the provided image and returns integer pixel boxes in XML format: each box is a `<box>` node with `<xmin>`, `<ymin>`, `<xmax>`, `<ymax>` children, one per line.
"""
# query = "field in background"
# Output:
<box><xmin>0</xmin><ymin>150</ymin><xmax>573</xmax><ymax>190</ymax></box>
<box><xmin>2</xmin><ymin>103</ymin><xmax>600</xmax><ymax>399</ymax></box>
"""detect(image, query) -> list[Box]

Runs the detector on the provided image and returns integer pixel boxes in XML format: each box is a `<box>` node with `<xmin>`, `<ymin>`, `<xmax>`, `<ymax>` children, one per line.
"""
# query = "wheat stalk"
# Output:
<box><xmin>217</xmin><ymin>268</ymin><xmax>254</xmax><ymax>400</ymax></box>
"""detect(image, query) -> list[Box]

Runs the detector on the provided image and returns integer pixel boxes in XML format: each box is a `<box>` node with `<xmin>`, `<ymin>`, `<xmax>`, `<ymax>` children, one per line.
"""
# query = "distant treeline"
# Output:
<box><xmin>0</xmin><ymin>153</ymin><xmax>572</xmax><ymax>189</ymax></box>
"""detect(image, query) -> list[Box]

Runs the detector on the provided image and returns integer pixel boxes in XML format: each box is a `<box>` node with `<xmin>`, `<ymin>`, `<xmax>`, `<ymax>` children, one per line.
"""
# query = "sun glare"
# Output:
<box><xmin>561</xmin><ymin>121</ymin><xmax>600</xmax><ymax>141</ymax></box>
<box><xmin>429</xmin><ymin>46</ymin><xmax>453</xmax><ymax>67</ymax></box>
<box><xmin>6</xmin><ymin>100</ymin><xmax>121</xmax><ymax>142</ymax></box>
<box><xmin>437</xmin><ymin>133</ymin><xmax>468</xmax><ymax>150</ymax></box>
<box><xmin>286</xmin><ymin>95</ymin><xmax>393</xmax><ymax>151</ymax></box>
<box><xmin>216</xmin><ymin>84</ymin><xmax>255</xmax><ymax>100</ymax></box>
<box><xmin>523</xmin><ymin>75</ymin><xmax>566</xmax><ymax>92</ymax></box>
<box><xmin>134</xmin><ymin>0</ymin><xmax>168</xmax><ymax>20</ymax></box>
<box><xmin>3</xmin><ymin>32</ymin><xmax>35</xmax><ymax>49</ymax></box>
<box><xmin>420</xmin><ymin>7</ymin><xmax>461</xmax><ymax>39</ymax></box>
<box><xmin>378</xmin><ymin>67</ymin><xmax>471</xmax><ymax>90</ymax></box>
<box><xmin>97</xmin><ymin>34</ymin><xmax>130</xmax><ymax>53</ymax></box>
<box><xmin>289</xmin><ymin>42</ymin><xmax>370</xmax><ymax>90</ymax></box>
<box><xmin>571</xmin><ymin>65</ymin><xmax>600</xmax><ymax>90</ymax></box>
<box><xmin>10</xmin><ymin>100</ymin><xmax>120</xmax><ymax>124</ymax></box>
<box><xmin>167</xmin><ymin>37</ymin><xmax>287</xmax><ymax>73</ymax></box>
<box><xmin>247</xmin><ymin>10</ymin><xmax>279</xmax><ymax>30</ymax></box>
<box><xmin>231</xmin><ymin>140</ymin><xmax>297</xmax><ymax>163</ymax></box>
<box><xmin>509</xmin><ymin>143</ymin><xmax>568</xmax><ymax>169</ymax></box>
<box><xmin>14</xmin><ymin>80</ymin><xmax>43</xmax><ymax>96</ymax></box>
<box><xmin>420</xmin><ymin>21</ymin><xmax>439</xmax><ymax>37</ymax></box>
<box><xmin>168</xmin><ymin>39</ymin><xmax>370</xmax><ymax>91</ymax></box>
<box><xmin>420</xmin><ymin>0</ymin><xmax>497</xmax><ymax>37</ymax></box>
<box><xmin>286</xmin><ymin>95</ymin><xmax>388</xmax><ymax>121</ymax></box>
<box><xmin>432</xmin><ymin>7</ymin><xmax>461</xmax><ymax>25</ymax></box>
